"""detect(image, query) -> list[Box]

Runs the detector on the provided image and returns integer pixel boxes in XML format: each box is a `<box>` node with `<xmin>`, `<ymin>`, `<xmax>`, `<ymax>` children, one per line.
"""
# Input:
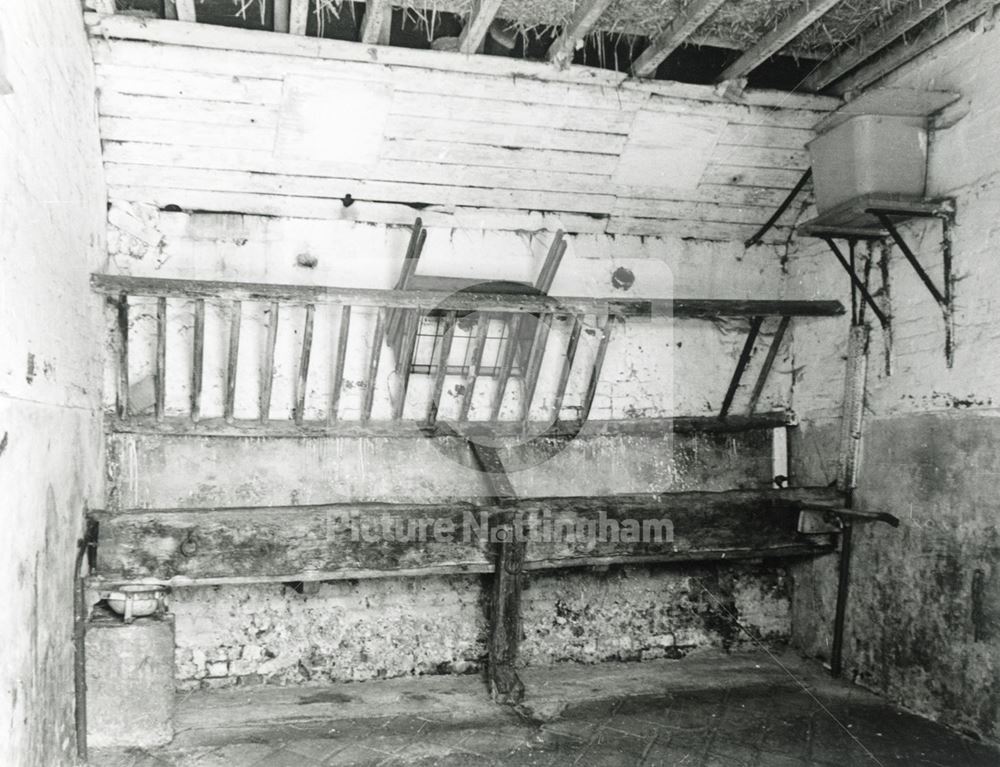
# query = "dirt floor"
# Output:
<box><xmin>89</xmin><ymin>651</ymin><xmax>1000</xmax><ymax>766</ymax></box>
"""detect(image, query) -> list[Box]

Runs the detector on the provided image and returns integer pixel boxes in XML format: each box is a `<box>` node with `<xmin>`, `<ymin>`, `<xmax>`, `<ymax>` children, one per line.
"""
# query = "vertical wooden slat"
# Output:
<box><xmin>274</xmin><ymin>0</ymin><xmax>291</xmax><ymax>32</ymax></box>
<box><xmin>360</xmin><ymin>0</ymin><xmax>392</xmax><ymax>44</ymax></box>
<box><xmin>579</xmin><ymin>314</ymin><xmax>615</xmax><ymax>423</ymax></box>
<box><xmin>519</xmin><ymin>313</ymin><xmax>552</xmax><ymax>424</ymax></box>
<box><xmin>293</xmin><ymin>304</ymin><xmax>315</xmax><ymax>425</ymax></box>
<box><xmin>392</xmin><ymin>310</ymin><xmax>420</xmax><ymax>421</ymax></box>
<box><xmin>154</xmin><ymin>296</ymin><xmax>166</xmax><ymax>422</ymax></box>
<box><xmin>163</xmin><ymin>0</ymin><xmax>178</xmax><ymax>20</ymax></box>
<box><xmin>426</xmin><ymin>311</ymin><xmax>457</xmax><ymax>426</ymax></box>
<box><xmin>747</xmin><ymin>316</ymin><xmax>791</xmax><ymax>415</ymax></box>
<box><xmin>259</xmin><ymin>301</ymin><xmax>279</xmax><ymax>424</ymax></box>
<box><xmin>489</xmin><ymin>314</ymin><xmax>521</xmax><ymax>422</ymax></box>
<box><xmin>329</xmin><ymin>305</ymin><xmax>351</xmax><ymax>424</ymax></box>
<box><xmin>551</xmin><ymin>314</ymin><xmax>583</xmax><ymax>421</ymax></box>
<box><xmin>458</xmin><ymin>315</ymin><xmax>490</xmax><ymax>422</ymax></box>
<box><xmin>190</xmin><ymin>298</ymin><xmax>205</xmax><ymax>422</ymax></box>
<box><xmin>175</xmin><ymin>0</ymin><xmax>196</xmax><ymax>22</ymax></box>
<box><xmin>224</xmin><ymin>300</ymin><xmax>242</xmax><ymax>424</ymax></box>
<box><xmin>361</xmin><ymin>308</ymin><xmax>385</xmax><ymax>423</ymax></box>
<box><xmin>289</xmin><ymin>0</ymin><xmax>309</xmax><ymax>34</ymax></box>
<box><xmin>116</xmin><ymin>292</ymin><xmax>129</xmax><ymax>420</ymax></box>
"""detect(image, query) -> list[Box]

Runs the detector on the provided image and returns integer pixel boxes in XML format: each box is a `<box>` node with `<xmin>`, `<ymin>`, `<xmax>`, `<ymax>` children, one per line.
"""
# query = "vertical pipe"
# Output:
<box><xmin>831</xmin><ymin>516</ymin><xmax>854</xmax><ymax>678</ymax></box>
<box><xmin>259</xmin><ymin>301</ymin><xmax>279</xmax><ymax>424</ymax></box>
<box><xmin>293</xmin><ymin>304</ymin><xmax>315</xmax><ymax>425</ymax></box>
<box><xmin>361</xmin><ymin>308</ymin><xmax>385</xmax><ymax>423</ymax></box>
<box><xmin>116</xmin><ymin>293</ymin><xmax>129</xmax><ymax>420</ymax></box>
<box><xmin>329</xmin><ymin>305</ymin><xmax>351</xmax><ymax>424</ymax></box>
<box><xmin>224</xmin><ymin>300</ymin><xmax>242</xmax><ymax>424</ymax></box>
<box><xmin>155</xmin><ymin>296</ymin><xmax>166</xmax><ymax>422</ymax></box>
<box><xmin>190</xmin><ymin>298</ymin><xmax>205</xmax><ymax>422</ymax></box>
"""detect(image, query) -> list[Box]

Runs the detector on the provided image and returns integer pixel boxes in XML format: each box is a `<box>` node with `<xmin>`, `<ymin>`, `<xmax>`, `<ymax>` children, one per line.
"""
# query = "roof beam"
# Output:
<box><xmin>360</xmin><ymin>0</ymin><xmax>393</xmax><ymax>45</ymax></box>
<box><xmin>175</xmin><ymin>0</ymin><xmax>196</xmax><ymax>23</ymax></box>
<box><xmin>632</xmin><ymin>0</ymin><xmax>727</xmax><ymax>78</ymax></box>
<box><xmin>547</xmin><ymin>0</ymin><xmax>614</xmax><ymax>67</ymax></box>
<box><xmin>289</xmin><ymin>0</ymin><xmax>309</xmax><ymax>34</ymax></box>
<box><xmin>831</xmin><ymin>0</ymin><xmax>1000</xmax><ymax>95</ymax></box>
<box><xmin>458</xmin><ymin>0</ymin><xmax>504</xmax><ymax>54</ymax></box>
<box><xmin>716</xmin><ymin>0</ymin><xmax>846</xmax><ymax>82</ymax></box>
<box><xmin>802</xmin><ymin>0</ymin><xmax>952</xmax><ymax>91</ymax></box>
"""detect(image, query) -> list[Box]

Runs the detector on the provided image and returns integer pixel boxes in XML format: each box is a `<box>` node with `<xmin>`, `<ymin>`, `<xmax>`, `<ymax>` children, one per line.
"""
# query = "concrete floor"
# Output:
<box><xmin>90</xmin><ymin>652</ymin><xmax>999</xmax><ymax>767</ymax></box>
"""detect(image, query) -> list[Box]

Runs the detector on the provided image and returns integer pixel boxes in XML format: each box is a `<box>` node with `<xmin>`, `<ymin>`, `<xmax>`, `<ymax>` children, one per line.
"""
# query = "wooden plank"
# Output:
<box><xmin>91</xmin><ymin>487</ymin><xmax>842</xmax><ymax>583</ymax></box>
<box><xmin>91</xmin><ymin>274</ymin><xmax>847</xmax><ymax>318</ymax></box>
<box><xmin>328</xmin><ymin>305</ymin><xmax>351</xmax><ymax>424</ymax></box>
<box><xmin>391</xmin><ymin>311</ymin><xmax>420</xmax><ymax>420</ymax></box>
<box><xmin>632</xmin><ymin>0</ymin><xmax>728</xmax><ymax>77</ymax></box>
<box><xmin>107</xmin><ymin>411</ymin><xmax>796</xmax><ymax>438</ymax></box>
<box><xmin>274</xmin><ymin>0</ymin><xmax>291</xmax><ymax>33</ymax></box>
<box><xmin>426</xmin><ymin>311</ymin><xmax>457</xmax><ymax>427</ymax></box>
<box><xmin>547</xmin><ymin>0</ymin><xmax>615</xmax><ymax>67</ymax></box>
<box><xmin>259</xmin><ymin>301</ymin><xmax>279</xmax><ymax>423</ymax></box>
<box><xmin>224</xmin><ymin>301</ymin><xmax>242</xmax><ymax>424</ymax></box>
<box><xmin>99</xmin><ymin>116</ymin><xmax>273</xmax><ymax>151</ymax></box>
<box><xmin>293</xmin><ymin>304</ymin><xmax>315</xmax><ymax>425</ymax></box>
<box><xmin>830</xmin><ymin>0</ymin><xmax>1000</xmax><ymax>95</ymax></box>
<box><xmin>116</xmin><ymin>293</ymin><xmax>129</xmax><ymax>419</ymax></box>
<box><xmin>175</xmin><ymin>0</ymin><xmax>196</xmax><ymax>23</ymax></box>
<box><xmin>360</xmin><ymin>0</ymin><xmax>392</xmax><ymax>44</ymax></box>
<box><xmin>381</xmin><ymin>138</ymin><xmax>619</xmax><ymax>176</ymax></box>
<box><xmin>716</xmin><ymin>0</ymin><xmax>846</xmax><ymax>82</ymax></box>
<box><xmin>289</xmin><ymin>0</ymin><xmax>309</xmax><ymax>35</ymax></box>
<box><xmin>489</xmin><ymin>316</ymin><xmax>522</xmax><ymax>422</ymax></box>
<box><xmin>579</xmin><ymin>314</ymin><xmax>614</xmax><ymax>422</ymax></box>
<box><xmin>190</xmin><ymin>298</ymin><xmax>205</xmax><ymax>422</ymax></box>
<box><xmin>802</xmin><ymin>0</ymin><xmax>952</xmax><ymax>91</ymax></box>
<box><xmin>551</xmin><ymin>315</ymin><xmax>583</xmax><ymax>419</ymax></box>
<box><xmin>458</xmin><ymin>0</ymin><xmax>505</xmax><ymax>54</ymax></box>
<box><xmin>98</xmin><ymin>92</ymin><xmax>277</xmax><ymax>128</ymax></box>
<box><xmin>458</xmin><ymin>316</ymin><xmax>490</xmax><ymax>422</ymax></box>
<box><xmin>155</xmin><ymin>296</ymin><xmax>166</xmax><ymax>421</ymax></box>
<box><xmin>519</xmin><ymin>314</ymin><xmax>553</xmax><ymax>424</ymax></box>
<box><xmin>361</xmin><ymin>308</ymin><xmax>385</xmax><ymax>423</ymax></box>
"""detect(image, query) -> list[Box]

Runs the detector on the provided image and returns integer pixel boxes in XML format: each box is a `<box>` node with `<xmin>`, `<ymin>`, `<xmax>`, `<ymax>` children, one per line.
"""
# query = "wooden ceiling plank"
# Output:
<box><xmin>289</xmin><ymin>0</ymin><xmax>309</xmax><ymax>35</ymax></box>
<box><xmin>802</xmin><ymin>0</ymin><xmax>952</xmax><ymax>91</ymax></box>
<box><xmin>360</xmin><ymin>0</ymin><xmax>392</xmax><ymax>45</ymax></box>
<box><xmin>458</xmin><ymin>0</ymin><xmax>505</xmax><ymax>54</ymax></box>
<box><xmin>831</xmin><ymin>0</ymin><xmax>1000</xmax><ymax>95</ymax></box>
<box><xmin>547</xmin><ymin>0</ymin><xmax>615</xmax><ymax>67</ymax></box>
<box><xmin>715</xmin><ymin>0</ymin><xmax>846</xmax><ymax>82</ymax></box>
<box><xmin>631</xmin><ymin>0</ymin><xmax>728</xmax><ymax>78</ymax></box>
<box><xmin>175</xmin><ymin>0</ymin><xmax>196</xmax><ymax>23</ymax></box>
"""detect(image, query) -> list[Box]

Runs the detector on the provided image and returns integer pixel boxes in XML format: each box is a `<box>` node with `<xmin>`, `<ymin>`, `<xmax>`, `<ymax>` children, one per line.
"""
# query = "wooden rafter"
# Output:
<box><xmin>360</xmin><ymin>0</ymin><xmax>392</xmax><ymax>45</ymax></box>
<box><xmin>289</xmin><ymin>0</ymin><xmax>309</xmax><ymax>35</ymax></box>
<box><xmin>632</xmin><ymin>0</ymin><xmax>727</xmax><ymax>78</ymax></box>
<box><xmin>802</xmin><ymin>0</ymin><xmax>952</xmax><ymax>91</ymax></box>
<box><xmin>716</xmin><ymin>0</ymin><xmax>846</xmax><ymax>82</ymax></box>
<box><xmin>831</xmin><ymin>0</ymin><xmax>1000</xmax><ymax>95</ymax></box>
<box><xmin>458</xmin><ymin>0</ymin><xmax>505</xmax><ymax>54</ymax></box>
<box><xmin>274</xmin><ymin>0</ymin><xmax>291</xmax><ymax>32</ymax></box>
<box><xmin>175</xmin><ymin>0</ymin><xmax>196</xmax><ymax>23</ymax></box>
<box><xmin>547</xmin><ymin>0</ymin><xmax>614</xmax><ymax>67</ymax></box>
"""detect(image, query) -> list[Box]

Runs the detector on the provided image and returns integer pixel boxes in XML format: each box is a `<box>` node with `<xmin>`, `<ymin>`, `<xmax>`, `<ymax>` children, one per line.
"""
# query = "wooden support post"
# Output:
<box><xmin>746</xmin><ymin>316</ymin><xmax>791</xmax><ymax>415</ymax></box>
<box><xmin>289</xmin><ymin>0</ymin><xmax>309</xmax><ymax>34</ymax></box>
<box><xmin>551</xmin><ymin>315</ymin><xmax>583</xmax><ymax>420</ymax></box>
<box><xmin>579</xmin><ymin>314</ymin><xmax>614</xmax><ymax>423</ymax></box>
<box><xmin>546</xmin><ymin>0</ymin><xmax>614</xmax><ymax>67</ymax></box>
<box><xmin>190</xmin><ymin>298</ymin><xmax>205</xmax><ymax>422</ymax></box>
<box><xmin>224</xmin><ymin>300</ymin><xmax>241</xmax><ymax>424</ymax></box>
<box><xmin>360</xmin><ymin>0</ymin><xmax>392</xmax><ymax>44</ymax></box>
<box><xmin>274</xmin><ymin>0</ymin><xmax>291</xmax><ymax>32</ymax></box>
<box><xmin>293</xmin><ymin>304</ymin><xmax>315</xmax><ymax>425</ymax></box>
<box><xmin>631</xmin><ymin>0</ymin><xmax>727</xmax><ymax>77</ymax></box>
<box><xmin>519</xmin><ymin>313</ymin><xmax>552</xmax><ymax>425</ymax></box>
<box><xmin>329</xmin><ymin>305</ymin><xmax>351</xmax><ymax>423</ymax></box>
<box><xmin>536</xmin><ymin>232</ymin><xmax>566</xmax><ymax>294</ymax></box>
<box><xmin>720</xmin><ymin>316</ymin><xmax>763</xmax><ymax>419</ymax></box>
<box><xmin>392</xmin><ymin>310</ymin><xmax>420</xmax><ymax>420</ymax></box>
<box><xmin>490</xmin><ymin>315</ymin><xmax>521</xmax><ymax>422</ymax></box>
<box><xmin>155</xmin><ymin>297</ymin><xmax>166</xmax><ymax>422</ymax></box>
<box><xmin>259</xmin><ymin>301</ymin><xmax>279</xmax><ymax>424</ymax></box>
<box><xmin>361</xmin><ymin>308</ymin><xmax>385</xmax><ymax>423</ymax></box>
<box><xmin>426</xmin><ymin>311</ymin><xmax>457</xmax><ymax>426</ymax></box>
<box><xmin>458</xmin><ymin>0</ymin><xmax>504</xmax><ymax>54</ymax></box>
<box><xmin>716</xmin><ymin>0</ymin><xmax>845</xmax><ymax>82</ymax></box>
<box><xmin>116</xmin><ymin>293</ymin><xmax>129</xmax><ymax>420</ymax></box>
<box><xmin>458</xmin><ymin>315</ymin><xmax>490</xmax><ymax>422</ymax></box>
<box><xmin>175</xmin><ymin>0</ymin><xmax>196</xmax><ymax>22</ymax></box>
<box><xmin>465</xmin><ymin>438</ymin><xmax>525</xmax><ymax>706</ymax></box>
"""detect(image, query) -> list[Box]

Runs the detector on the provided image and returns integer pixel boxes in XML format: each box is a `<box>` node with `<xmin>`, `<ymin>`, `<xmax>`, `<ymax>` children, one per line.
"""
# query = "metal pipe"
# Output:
<box><xmin>74</xmin><ymin>518</ymin><xmax>98</xmax><ymax>762</ymax></box>
<box><xmin>744</xmin><ymin>168</ymin><xmax>812</xmax><ymax>248</ymax></box>
<box><xmin>830</xmin><ymin>513</ymin><xmax>853</xmax><ymax>678</ymax></box>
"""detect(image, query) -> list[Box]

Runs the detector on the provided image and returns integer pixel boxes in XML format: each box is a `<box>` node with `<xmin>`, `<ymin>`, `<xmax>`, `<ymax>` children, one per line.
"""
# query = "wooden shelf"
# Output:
<box><xmin>798</xmin><ymin>194</ymin><xmax>955</xmax><ymax>239</ymax></box>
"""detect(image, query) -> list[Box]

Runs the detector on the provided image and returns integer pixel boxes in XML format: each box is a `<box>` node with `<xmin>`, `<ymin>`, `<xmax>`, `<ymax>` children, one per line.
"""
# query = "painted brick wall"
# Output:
<box><xmin>0</xmin><ymin>1</ymin><xmax>106</xmax><ymax>765</ymax></box>
<box><xmin>785</xmin><ymin>19</ymin><xmax>1000</xmax><ymax>743</ymax></box>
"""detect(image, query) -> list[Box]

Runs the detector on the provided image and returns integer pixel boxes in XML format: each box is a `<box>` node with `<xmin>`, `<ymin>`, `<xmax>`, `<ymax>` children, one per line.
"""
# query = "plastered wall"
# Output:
<box><xmin>0</xmin><ymin>1</ymin><xmax>107</xmax><ymax>765</ymax></box>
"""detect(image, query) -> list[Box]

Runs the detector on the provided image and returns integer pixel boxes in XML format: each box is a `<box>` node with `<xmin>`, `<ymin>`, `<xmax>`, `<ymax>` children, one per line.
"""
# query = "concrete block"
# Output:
<box><xmin>86</xmin><ymin>612</ymin><xmax>175</xmax><ymax>748</ymax></box>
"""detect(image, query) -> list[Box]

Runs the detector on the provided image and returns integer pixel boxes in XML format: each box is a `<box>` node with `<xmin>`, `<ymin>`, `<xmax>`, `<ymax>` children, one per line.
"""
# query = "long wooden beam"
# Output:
<box><xmin>90</xmin><ymin>487</ymin><xmax>842</xmax><ymax>584</ymax></box>
<box><xmin>831</xmin><ymin>0</ymin><xmax>1000</xmax><ymax>95</ymax></box>
<box><xmin>91</xmin><ymin>274</ymin><xmax>845</xmax><ymax>319</ymax></box>
<box><xmin>547</xmin><ymin>0</ymin><xmax>615</xmax><ymax>67</ymax></box>
<box><xmin>458</xmin><ymin>0</ymin><xmax>505</xmax><ymax>54</ymax></box>
<box><xmin>632</xmin><ymin>0</ymin><xmax>728</xmax><ymax>78</ymax></box>
<box><xmin>360</xmin><ymin>0</ymin><xmax>392</xmax><ymax>45</ymax></box>
<box><xmin>716</xmin><ymin>0</ymin><xmax>846</xmax><ymax>82</ymax></box>
<box><xmin>801</xmin><ymin>0</ymin><xmax>952</xmax><ymax>91</ymax></box>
